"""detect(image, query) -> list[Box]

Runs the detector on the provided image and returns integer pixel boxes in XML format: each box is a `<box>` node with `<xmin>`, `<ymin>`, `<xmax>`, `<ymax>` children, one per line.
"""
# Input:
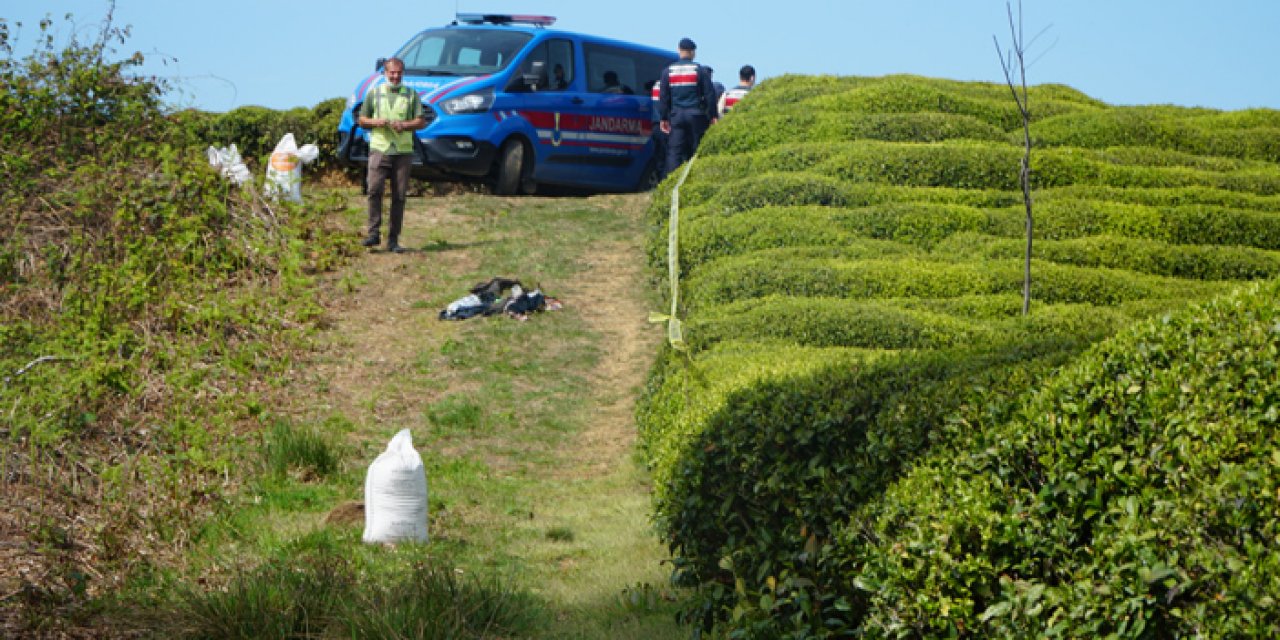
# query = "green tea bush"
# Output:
<box><xmin>639</xmin><ymin>333</ymin><xmax>1103</xmax><ymax>634</ymax></box>
<box><xmin>686</xmin><ymin>296</ymin><xmax>1133</xmax><ymax>354</ymax></box>
<box><xmin>683</xmin><ymin>140</ymin><xmax>1276</xmax><ymax>198</ymax></box>
<box><xmin>700</xmin><ymin>112</ymin><xmax>1006</xmax><ymax>156</ymax></box>
<box><xmin>832</xmin><ymin>278</ymin><xmax>1280</xmax><ymax>637</ymax></box>
<box><xmin>682</xmin><ymin>253</ymin><xmax>1219</xmax><ymax>310</ymax></box>
<box><xmin>805</xmin><ymin>76</ymin><xmax>1096</xmax><ymax>131</ymax></box>
<box><xmin>1034</xmin><ymin>107</ymin><xmax>1280</xmax><ymax>162</ymax></box>
<box><xmin>1037</xmin><ymin>184</ymin><xmax>1280</xmax><ymax>211</ymax></box>
<box><xmin>674</xmin><ymin>202</ymin><xmax>998</xmax><ymax>271</ymax></box>
<box><xmin>935</xmin><ymin>232</ymin><xmax>1280</xmax><ymax>280</ymax></box>
<box><xmin>640</xmin><ymin>72</ymin><xmax>1280</xmax><ymax>637</ymax></box>
<box><xmin>977</xmin><ymin>199</ymin><xmax>1280</xmax><ymax>250</ymax></box>
<box><xmin>737</xmin><ymin>74</ymin><xmax>870</xmax><ymax>109</ymax></box>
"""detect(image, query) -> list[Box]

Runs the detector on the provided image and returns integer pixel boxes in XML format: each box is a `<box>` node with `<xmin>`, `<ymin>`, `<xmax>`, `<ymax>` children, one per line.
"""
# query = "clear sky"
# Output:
<box><xmin>5</xmin><ymin>1</ymin><xmax>1279</xmax><ymax>113</ymax></box>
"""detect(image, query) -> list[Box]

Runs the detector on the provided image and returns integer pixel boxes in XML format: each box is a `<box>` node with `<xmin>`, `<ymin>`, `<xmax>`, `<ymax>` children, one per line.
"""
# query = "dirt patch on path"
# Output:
<box><xmin>559</xmin><ymin>236</ymin><xmax>662</xmax><ymax>478</ymax></box>
<box><xmin>297</xmin><ymin>196</ymin><xmax>478</xmax><ymax>430</ymax></box>
<box><xmin>294</xmin><ymin>192</ymin><xmax>660</xmax><ymax>476</ymax></box>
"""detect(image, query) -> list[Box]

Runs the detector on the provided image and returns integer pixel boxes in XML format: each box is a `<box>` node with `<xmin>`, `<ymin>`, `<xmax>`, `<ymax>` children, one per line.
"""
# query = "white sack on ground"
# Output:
<box><xmin>264</xmin><ymin>133</ymin><xmax>320</xmax><ymax>202</ymax></box>
<box><xmin>362</xmin><ymin>428</ymin><xmax>429</xmax><ymax>543</ymax></box>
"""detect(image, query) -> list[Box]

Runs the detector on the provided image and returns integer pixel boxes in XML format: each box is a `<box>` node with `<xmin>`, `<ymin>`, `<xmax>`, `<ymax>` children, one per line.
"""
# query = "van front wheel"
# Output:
<box><xmin>494</xmin><ymin>140</ymin><xmax>528</xmax><ymax>195</ymax></box>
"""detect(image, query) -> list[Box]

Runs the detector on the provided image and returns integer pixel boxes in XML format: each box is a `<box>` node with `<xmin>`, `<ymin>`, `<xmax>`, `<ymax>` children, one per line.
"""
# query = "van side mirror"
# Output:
<box><xmin>523</xmin><ymin>60</ymin><xmax>547</xmax><ymax>90</ymax></box>
<box><xmin>375</xmin><ymin>57</ymin><xmax>387</xmax><ymax>72</ymax></box>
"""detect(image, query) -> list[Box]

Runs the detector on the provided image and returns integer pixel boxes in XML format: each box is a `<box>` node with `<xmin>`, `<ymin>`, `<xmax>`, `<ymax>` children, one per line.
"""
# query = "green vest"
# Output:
<box><xmin>368</xmin><ymin>84</ymin><xmax>419</xmax><ymax>155</ymax></box>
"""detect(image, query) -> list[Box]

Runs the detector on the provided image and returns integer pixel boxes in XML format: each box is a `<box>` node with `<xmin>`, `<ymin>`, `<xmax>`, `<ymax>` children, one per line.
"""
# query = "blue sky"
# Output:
<box><xmin>5</xmin><ymin>1</ymin><xmax>1279</xmax><ymax>113</ymax></box>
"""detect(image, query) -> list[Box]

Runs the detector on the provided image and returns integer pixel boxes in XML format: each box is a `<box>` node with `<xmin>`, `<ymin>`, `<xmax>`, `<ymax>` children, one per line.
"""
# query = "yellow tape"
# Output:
<box><xmin>647</xmin><ymin>156</ymin><xmax>697</xmax><ymax>352</ymax></box>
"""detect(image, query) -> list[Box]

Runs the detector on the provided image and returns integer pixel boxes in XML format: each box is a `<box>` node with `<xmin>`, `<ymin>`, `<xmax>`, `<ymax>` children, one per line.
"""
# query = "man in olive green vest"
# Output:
<box><xmin>358</xmin><ymin>57</ymin><xmax>426</xmax><ymax>253</ymax></box>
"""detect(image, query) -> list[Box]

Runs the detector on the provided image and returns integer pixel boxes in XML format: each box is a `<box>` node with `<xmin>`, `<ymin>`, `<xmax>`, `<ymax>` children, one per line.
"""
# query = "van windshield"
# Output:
<box><xmin>395</xmin><ymin>29</ymin><xmax>533</xmax><ymax>76</ymax></box>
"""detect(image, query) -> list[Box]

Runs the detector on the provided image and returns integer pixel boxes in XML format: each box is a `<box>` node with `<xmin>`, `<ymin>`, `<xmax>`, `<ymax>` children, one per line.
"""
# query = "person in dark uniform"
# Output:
<box><xmin>657</xmin><ymin>37</ymin><xmax>717</xmax><ymax>176</ymax></box>
<box><xmin>647</xmin><ymin>80</ymin><xmax>668</xmax><ymax>184</ymax></box>
<box><xmin>705</xmin><ymin>66</ymin><xmax>725</xmax><ymax>116</ymax></box>
<box><xmin>718</xmin><ymin>64</ymin><xmax>756</xmax><ymax>117</ymax></box>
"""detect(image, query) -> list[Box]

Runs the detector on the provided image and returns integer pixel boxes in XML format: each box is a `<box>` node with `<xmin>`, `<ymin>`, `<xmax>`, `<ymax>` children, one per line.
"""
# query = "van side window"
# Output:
<box><xmin>510</xmin><ymin>38</ymin><xmax>575</xmax><ymax>93</ymax></box>
<box><xmin>584</xmin><ymin>42</ymin><xmax>670</xmax><ymax>96</ymax></box>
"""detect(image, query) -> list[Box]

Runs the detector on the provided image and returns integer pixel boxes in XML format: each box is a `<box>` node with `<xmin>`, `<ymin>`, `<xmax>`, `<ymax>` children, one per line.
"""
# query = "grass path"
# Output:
<box><xmin>274</xmin><ymin>188</ymin><xmax>683</xmax><ymax>638</ymax></box>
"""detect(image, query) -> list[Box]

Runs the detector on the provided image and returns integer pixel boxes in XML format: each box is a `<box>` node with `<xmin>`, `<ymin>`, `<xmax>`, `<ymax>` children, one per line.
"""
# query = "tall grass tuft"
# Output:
<box><xmin>340</xmin><ymin>562</ymin><xmax>543</xmax><ymax>639</ymax></box>
<box><xmin>178</xmin><ymin>552</ymin><xmax>541</xmax><ymax>639</ymax></box>
<box><xmin>262</xmin><ymin>419</ymin><xmax>341</xmax><ymax>480</ymax></box>
<box><xmin>179</xmin><ymin>554</ymin><xmax>352</xmax><ymax>639</ymax></box>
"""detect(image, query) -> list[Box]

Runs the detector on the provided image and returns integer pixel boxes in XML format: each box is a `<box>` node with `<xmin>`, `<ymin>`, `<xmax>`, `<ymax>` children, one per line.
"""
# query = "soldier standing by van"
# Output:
<box><xmin>358</xmin><ymin>57</ymin><xmax>426</xmax><ymax>253</ymax></box>
<box><xmin>719</xmin><ymin>65</ymin><xmax>756</xmax><ymax>117</ymax></box>
<box><xmin>658</xmin><ymin>37</ymin><xmax>717</xmax><ymax>176</ymax></box>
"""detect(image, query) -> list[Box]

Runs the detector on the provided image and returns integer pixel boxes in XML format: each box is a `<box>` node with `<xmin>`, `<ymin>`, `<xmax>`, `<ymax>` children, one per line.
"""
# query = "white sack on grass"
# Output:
<box><xmin>206</xmin><ymin>144</ymin><xmax>251</xmax><ymax>185</ymax></box>
<box><xmin>363</xmin><ymin>428</ymin><xmax>430</xmax><ymax>544</ymax></box>
<box><xmin>264</xmin><ymin>133</ymin><xmax>320</xmax><ymax>203</ymax></box>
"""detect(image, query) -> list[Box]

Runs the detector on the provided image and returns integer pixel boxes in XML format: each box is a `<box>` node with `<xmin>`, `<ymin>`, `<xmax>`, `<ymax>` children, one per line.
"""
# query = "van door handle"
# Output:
<box><xmin>571</xmin><ymin>97</ymin><xmax>585</xmax><ymax>105</ymax></box>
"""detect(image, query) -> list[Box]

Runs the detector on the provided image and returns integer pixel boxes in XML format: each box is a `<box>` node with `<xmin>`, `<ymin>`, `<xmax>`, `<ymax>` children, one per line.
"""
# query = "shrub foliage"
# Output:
<box><xmin>640</xmin><ymin>72</ymin><xmax>1280</xmax><ymax>636</ymax></box>
<box><xmin>0</xmin><ymin>14</ymin><xmax>352</xmax><ymax>634</ymax></box>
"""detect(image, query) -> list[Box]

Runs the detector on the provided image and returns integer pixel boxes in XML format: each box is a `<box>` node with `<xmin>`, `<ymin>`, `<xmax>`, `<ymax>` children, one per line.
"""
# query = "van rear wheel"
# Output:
<box><xmin>494</xmin><ymin>140</ymin><xmax>527</xmax><ymax>195</ymax></box>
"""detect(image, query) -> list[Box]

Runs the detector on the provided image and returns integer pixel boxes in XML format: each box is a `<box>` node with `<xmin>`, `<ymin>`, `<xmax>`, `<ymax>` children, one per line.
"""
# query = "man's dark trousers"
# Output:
<box><xmin>666</xmin><ymin>108</ymin><xmax>710</xmax><ymax>176</ymax></box>
<box><xmin>366</xmin><ymin>151</ymin><xmax>413</xmax><ymax>243</ymax></box>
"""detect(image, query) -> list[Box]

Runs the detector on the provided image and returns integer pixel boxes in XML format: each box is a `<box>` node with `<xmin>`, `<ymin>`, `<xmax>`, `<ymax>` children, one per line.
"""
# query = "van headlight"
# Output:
<box><xmin>440</xmin><ymin>88</ymin><xmax>494</xmax><ymax>115</ymax></box>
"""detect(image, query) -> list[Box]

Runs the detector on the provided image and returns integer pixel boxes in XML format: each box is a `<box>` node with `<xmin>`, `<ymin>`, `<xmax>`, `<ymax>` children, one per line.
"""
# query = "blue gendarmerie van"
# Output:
<box><xmin>336</xmin><ymin>14</ymin><xmax>677</xmax><ymax>194</ymax></box>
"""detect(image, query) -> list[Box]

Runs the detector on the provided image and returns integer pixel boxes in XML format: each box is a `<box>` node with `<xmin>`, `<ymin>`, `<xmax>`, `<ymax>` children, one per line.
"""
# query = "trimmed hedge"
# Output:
<box><xmin>686</xmin><ymin>296</ymin><xmax>1135</xmax><ymax>353</ymax></box>
<box><xmin>639</xmin><ymin>72</ymin><xmax>1280</xmax><ymax>638</ymax></box>
<box><xmin>639</xmin><ymin>332</ymin><xmax>1108</xmax><ymax>634</ymax></box>
<box><xmin>830</xmin><ymin>278</ymin><xmax>1280</xmax><ymax>637</ymax></box>
<box><xmin>934</xmin><ymin>232</ymin><xmax>1280</xmax><ymax>280</ymax></box>
<box><xmin>1034</xmin><ymin>107</ymin><xmax>1280</xmax><ymax>162</ymax></box>
<box><xmin>700</xmin><ymin>112</ymin><xmax>1007</xmax><ymax>156</ymax></box>
<box><xmin>1037</xmin><ymin>184</ymin><xmax>1280</xmax><ymax>212</ymax></box>
<box><xmin>682</xmin><ymin>253</ymin><xmax>1223</xmax><ymax>310</ymax></box>
<box><xmin>808</xmin><ymin>80</ymin><xmax>1092</xmax><ymax>132</ymax></box>
<box><xmin>682</xmin><ymin>141</ymin><xmax>1280</xmax><ymax>198</ymax></box>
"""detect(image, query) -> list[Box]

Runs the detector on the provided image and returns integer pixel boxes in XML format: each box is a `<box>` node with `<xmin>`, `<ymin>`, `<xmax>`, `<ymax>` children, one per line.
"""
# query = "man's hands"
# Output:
<box><xmin>363</xmin><ymin>118</ymin><xmax>407</xmax><ymax>131</ymax></box>
<box><xmin>360</xmin><ymin>116</ymin><xmax>425</xmax><ymax>131</ymax></box>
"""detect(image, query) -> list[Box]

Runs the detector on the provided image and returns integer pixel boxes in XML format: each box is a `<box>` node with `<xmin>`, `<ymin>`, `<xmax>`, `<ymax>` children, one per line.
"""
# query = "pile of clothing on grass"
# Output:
<box><xmin>439</xmin><ymin>277</ymin><xmax>563</xmax><ymax>321</ymax></box>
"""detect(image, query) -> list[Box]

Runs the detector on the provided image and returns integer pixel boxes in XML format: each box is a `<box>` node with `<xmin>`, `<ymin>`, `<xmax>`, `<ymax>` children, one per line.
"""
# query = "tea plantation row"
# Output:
<box><xmin>638</xmin><ymin>74</ymin><xmax>1280</xmax><ymax>636</ymax></box>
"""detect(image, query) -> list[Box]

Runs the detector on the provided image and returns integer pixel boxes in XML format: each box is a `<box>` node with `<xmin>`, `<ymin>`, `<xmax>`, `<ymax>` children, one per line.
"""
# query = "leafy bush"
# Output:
<box><xmin>182</xmin><ymin>96</ymin><xmax>349</xmax><ymax>175</ymax></box>
<box><xmin>935</xmin><ymin>232</ymin><xmax>1280</xmax><ymax>280</ymax></box>
<box><xmin>682</xmin><ymin>252</ymin><xmax>1220</xmax><ymax>310</ymax></box>
<box><xmin>1034</xmin><ymin>107</ymin><xmax>1280</xmax><ymax>162</ymax></box>
<box><xmin>832</xmin><ymin>278</ymin><xmax>1280</xmax><ymax>637</ymax></box>
<box><xmin>0</xmin><ymin>13</ymin><xmax>353</xmax><ymax>630</ymax></box>
<box><xmin>701</xmin><ymin>112</ymin><xmax>1006</xmax><ymax>156</ymax></box>
<box><xmin>686</xmin><ymin>296</ymin><xmax>1134</xmax><ymax>354</ymax></box>
<box><xmin>638</xmin><ymin>333</ymin><xmax>1103</xmax><ymax>633</ymax></box>
<box><xmin>640</xmin><ymin>71</ymin><xmax>1280</xmax><ymax>637</ymax></box>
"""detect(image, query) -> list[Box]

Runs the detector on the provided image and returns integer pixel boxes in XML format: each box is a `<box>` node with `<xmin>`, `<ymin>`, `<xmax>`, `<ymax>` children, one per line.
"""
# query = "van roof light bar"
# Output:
<box><xmin>454</xmin><ymin>13</ymin><xmax>556</xmax><ymax>27</ymax></box>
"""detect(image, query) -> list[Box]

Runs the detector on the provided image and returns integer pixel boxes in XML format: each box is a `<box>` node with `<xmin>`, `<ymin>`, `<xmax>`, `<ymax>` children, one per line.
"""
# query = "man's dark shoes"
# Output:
<box><xmin>387</xmin><ymin>241</ymin><xmax>406</xmax><ymax>254</ymax></box>
<box><xmin>361</xmin><ymin>234</ymin><xmax>380</xmax><ymax>248</ymax></box>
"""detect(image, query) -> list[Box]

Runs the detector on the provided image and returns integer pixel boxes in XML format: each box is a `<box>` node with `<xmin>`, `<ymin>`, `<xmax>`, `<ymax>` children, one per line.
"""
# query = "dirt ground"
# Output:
<box><xmin>303</xmin><ymin>192</ymin><xmax>658</xmax><ymax>473</ymax></box>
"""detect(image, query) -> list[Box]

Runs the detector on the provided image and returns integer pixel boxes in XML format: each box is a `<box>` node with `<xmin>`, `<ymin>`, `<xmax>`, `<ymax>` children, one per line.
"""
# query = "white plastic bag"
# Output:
<box><xmin>264</xmin><ymin>133</ymin><xmax>320</xmax><ymax>202</ymax></box>
<box><xmin>363</xmin><ymin>429</ymin><xmax>429</xmax><ymax>544</ymax></box>
<box><xmin>206</xmin><ymin>144</ymin><xmax>251</xmax><ymax>185</ymax></box>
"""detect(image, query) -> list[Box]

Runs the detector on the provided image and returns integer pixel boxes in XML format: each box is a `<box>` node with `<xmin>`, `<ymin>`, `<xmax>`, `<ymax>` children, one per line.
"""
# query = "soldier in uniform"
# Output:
<box><xmin>357</xmin><ymin>57</ymin><xmax>426</xmax><ymax>253</ymax></box>
<box><xmin>648</xmin><ymin>79</ymin><xmax>668</xmax><ymax>184</ymax></box>
<box><xmin>719</xmin><ymin>64</ymin><xmax>756</xmax><ymax>117</ymax></box>
<box><xmin>657</xmin><ymin>38</ymin><xmax>718</xmax><ymax>176</ymax></box>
